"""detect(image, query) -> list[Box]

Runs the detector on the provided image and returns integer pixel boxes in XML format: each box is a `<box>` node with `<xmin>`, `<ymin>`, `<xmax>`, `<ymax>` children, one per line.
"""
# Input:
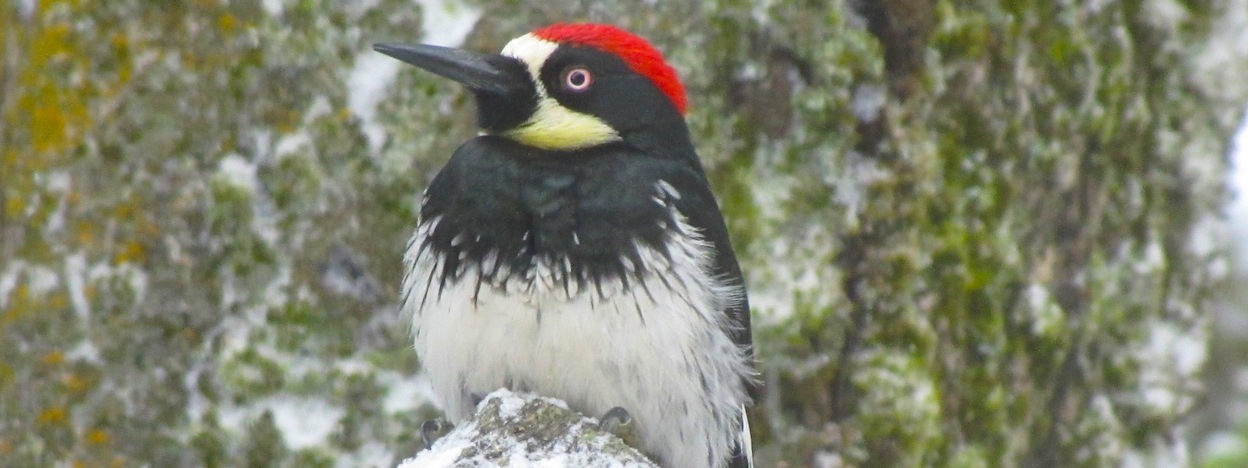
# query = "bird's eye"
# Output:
<box><xmin>562</xmin><ymin>67</ymin><xmax>593</xmax><ymax>92</ymax></box>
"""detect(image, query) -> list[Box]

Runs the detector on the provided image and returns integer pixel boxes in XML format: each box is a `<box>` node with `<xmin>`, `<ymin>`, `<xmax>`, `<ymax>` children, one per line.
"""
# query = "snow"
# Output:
<box><xmin>214</xmin><ymin>150</ymin><xmax>283</xmax><ymax>247</ymax></box>
<box><xmin>0</xmin><ymin>261</ymin><xmax>22</xmax><ymax>309</ymax></box>
<box><xmin>1024</xmin><ymin>283</ymin><xmax>1063</xmax><ymax>336</ymax></box>
<box><xmin>348</xmin><ymin>54</ymin><xmax>402</xmax><ymax>152</ymax></box>
<box><xmin>349</xmin><ymin>0</ymin><xmax>481</xmax><ymax>152</ymax></box>
<box><xmin>416</xmin><ymin>0</ymin><xmax>480</xmax><ymax>48</ymax></box>
<box><xmin>217</xmin><ymin>313</ymin><xmax>261</xmax><ymax>359</ymax></box>
<box><xmin>851</xmin><ymin>85</ymin><xmax>886</xmax><ymax>123</ymax></box>
<box><xmin>1194</xmin><ymin>1</ymin><xmax>1248</xmax><ymax>108</ymax></box>
<box><xmin>495</xmin><ymin>391</ymin><xmax>528</xmax><ymax>419</ymax></box>
<box><xmin>812</xmin><ymin>451</ymin><xmax>844</xmax><ymax>468</ymax></box>
<box><xmin>396</xmin><ymin>390</ymin><xmax>651</xmax><ymax>468</ymax></box>
<box><xmin>1133</xmin><ymin>241</ymin><xmax>1165</xmax><ymax>274</ymax></box>
<box><xmin>16</xmin><ymin>0</ymin><xmax>34</xmax><ymax>19</ymax></box>
<box><xmin>399</xmin><ymin>428</ymin><xmax>475</xmax><ymax>468</ymax></box>
<box><xmin>66</xmin><ymin>339</ymin><xmax>101</xmax><ymax>363</ymax></box>
<box><xmin>1121</xmin><ymin>436</ymin><xmax>1190</xmax><ymax>468</ymax></box>
<box><xmin>382</xmin><ymin>371</ymin><xmax>438</xmax><ymax>413</ymax></box>
<box><xmin>114</xmin><ymin>262</ymin><xmax>149</xmax><ymax>304</ymax></box>
<box><xmin>259</xmin><ymin>264</ymin><xmax>291</xmax><ymax>307</ymax></box>
<box><xmin>65</xmin><ymin>253</ymin><xmax>89</xmax><ymax>320</ymax></box>
<box><xmin>269</xmin><ymin>397</ymin><xmax>346</xmax><ymax>449</ymax></box>
<box><xmin>218</xmin><ymin>396</ymin><xmax>345</xmax><ymax>450</ymax></box>
<box><xmin>25</xmin><ymin>264</ymin><xmax>60</xmax><ymax>295</ymax></box>
<box><xmin>341</xmin><ymin>442</ymin><xmax>398</xmax><ymax>468</ymax></box>
<box><xmin>184</xmin><ymin>355</ymin><xmax>211</xmax><ymax>422</ymax></box>
<box><xmin>1082</xmin><ymin>394</ymin><xmax>1127</xmax><ymax>463</ymax></box>
<box><xmin>216</xmin><ymin>154</ymin><xmax>259</xmax><ymax>193</ymax></box>
<box><xmin>1201</xmin><ymin>431</ymin><xmax>1248</xmax><ymax>461</ymax></box>
<box><xmin>1127</xmin><ymin>304</ymin><xmax>1204</xmax><ymax>464</ymax></box>
<box><xmin>42</xmin><ymin>171</ymin><xmax>71</xmax><ymax>234</ymax></box>
<box><xmin>1141</xmin><ymin>0</ymin><xmax>1189</xmax><ymax>30</ymax></box>
<box><xmin>834</xmin><ymin>150</ymin><xmax>890</xmax><ymax>223</ymax></box>
<box><xmin>261</xmin><ymin>0</ymin><xmax>284</xmax><ymax>16</ymax></box>
<box><xmin>274</xmin><ymin>131</ymin><xmax>313</xmax><ymax>159</ymax></box>
<box><xmin>1229</xmin><ymin>108</ymin><xmax>1248</xmax><ymax>266</ymax></box>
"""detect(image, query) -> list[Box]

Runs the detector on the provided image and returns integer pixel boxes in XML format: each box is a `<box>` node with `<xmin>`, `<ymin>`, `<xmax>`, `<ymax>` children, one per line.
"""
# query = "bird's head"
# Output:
<box><xmin>375</xmin><ymin>23</ymin><xmax>689</xmax><ymax>152</ymax></box>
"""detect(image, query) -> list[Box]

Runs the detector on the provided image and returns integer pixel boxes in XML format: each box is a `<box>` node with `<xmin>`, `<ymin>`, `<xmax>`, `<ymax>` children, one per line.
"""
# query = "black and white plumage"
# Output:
<box><xmin>378</xmin><ymin>23</ymin><xmax>756</xmax><ymax>468</ymax></box>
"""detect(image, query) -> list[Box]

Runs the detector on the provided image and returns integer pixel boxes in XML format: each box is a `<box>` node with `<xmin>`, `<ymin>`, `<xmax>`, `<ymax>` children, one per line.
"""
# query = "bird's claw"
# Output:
<box><xmin>598</xmin><ymin>406</ymin><xmax>639</xmax><ymax>447</ymax></box>
<box><xmin>421</xmin><ymin>418</ymin><xmax>452</xmax><ymax>449</ymax></box>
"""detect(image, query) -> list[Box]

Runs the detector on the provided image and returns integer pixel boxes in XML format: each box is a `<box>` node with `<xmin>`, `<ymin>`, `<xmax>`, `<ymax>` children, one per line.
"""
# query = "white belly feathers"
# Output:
<box><xmin>399</xmin><ymin>190</ymin><xmax>751</xmax><ymax>467</ymax></box>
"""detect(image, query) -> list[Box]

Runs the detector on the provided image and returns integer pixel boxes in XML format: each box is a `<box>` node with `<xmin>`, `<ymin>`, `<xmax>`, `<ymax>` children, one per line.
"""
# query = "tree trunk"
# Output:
<box><xmin>0</xmin><ymin>0</ymin><xmax>1241</xmax><ymax>466</ymax></box>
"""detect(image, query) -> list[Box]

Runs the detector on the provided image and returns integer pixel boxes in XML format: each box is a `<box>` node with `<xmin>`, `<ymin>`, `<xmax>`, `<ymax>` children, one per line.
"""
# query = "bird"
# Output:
<box><xmin>375</xmin><ymin>23</ymin><xmax>756</xmax><ymax>468</ymax></box>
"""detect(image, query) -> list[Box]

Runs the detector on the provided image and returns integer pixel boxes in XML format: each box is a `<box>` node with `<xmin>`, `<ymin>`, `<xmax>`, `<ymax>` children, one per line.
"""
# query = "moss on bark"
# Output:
<box><xmin>0</xmin><ymin>0</ymin><xmax>1237</xmax><ymax>466</ymax></box>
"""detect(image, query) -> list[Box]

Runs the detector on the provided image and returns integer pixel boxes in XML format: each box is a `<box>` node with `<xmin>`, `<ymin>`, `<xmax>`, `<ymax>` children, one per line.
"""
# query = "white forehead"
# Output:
<box><xmin>500</xmin><ymin>33</ymin><xmax>559</xmax><ymax>79</ymax></box>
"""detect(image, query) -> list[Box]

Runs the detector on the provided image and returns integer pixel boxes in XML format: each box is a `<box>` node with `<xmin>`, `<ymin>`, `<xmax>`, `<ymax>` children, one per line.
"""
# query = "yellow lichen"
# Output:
<box><xmin>1</xmin><ymin>285</ymin><xmax>30</xmax><ymax>324</ymax></box>
<box><xmin>76</xmin><ymin>220</ymin><xmax>96</xmax><ymax>245</ymax></box>
<box><xmin>42</xmin><ymin>349</ymin><xmax>65</xmax><ymax>366</ymax></box>
<box><xmin>3</xmin><ymin>193</ymin><xmax>22</xmax><ymax>219</ymax></box>
<box><xmin>62</xmin><ymin>372</ymin><xmax>89</xmax><ymax>393</ymax></box>
<box><xmin>37</xmin><ymin>406</ymin><xmax>68</xmax><ymax>425</ymax></box>
<box><xmin>30</xmin><ymin>104</ymin><xmax>71</xmax><ymax>153</ymax></box>
<box><xmin>86</xmin><ymin>429</ymin><xmax>110</xmax><ymax>445</ymax></box>
<box><xmin>115</xmin><ymin>240</ymin><xmax>145</xmax><ymax>264</ymax></box>
<box><xmin>218</xmin><ymin>13</ymin><xmax>238</xmax><ymax>33</ymax></box>
<box><xmin>22</xmin><ymin>21</ymin><xmax>90</xmax><ymax>154</ymax></box>
<box><xmin>46</xmin><ymin>291</ymin><xmax>68</xmax><ymax>310</ymax></box>
<box><xmin>109</xmin><ymin>31</ymin><xmax>132</xmax><ymax>85</ymax></box>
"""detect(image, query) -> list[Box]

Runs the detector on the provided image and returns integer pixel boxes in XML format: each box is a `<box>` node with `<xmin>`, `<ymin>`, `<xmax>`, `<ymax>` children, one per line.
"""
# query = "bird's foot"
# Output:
<box><xmin>420</xmin><ymin>418</ymin><xmax>452</xmax><ymax>449</ymax></box>
<box><xmin>598</xmin><ymin>406</ymin><xmax>639</xmax><ymax>447</ymax></box>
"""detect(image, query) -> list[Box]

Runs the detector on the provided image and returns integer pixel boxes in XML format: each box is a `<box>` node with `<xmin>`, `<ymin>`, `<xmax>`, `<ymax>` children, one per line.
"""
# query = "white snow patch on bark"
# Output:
<box><xmin>852</xmin><ymin>85</ymin><xmax>886</xmax><ymax>122</ymax></box>
<box><xmin>1229</xmin><ymin>108</ymin><xmax>1248</xmax><ymax>268</ymax></box>
<box><xmin>218</xmin><ymin>396</ymin><xmax>345</xmax><ymax>450</ymax></box>
<box><xmin>400</xmin><ymin>429</ymin><xmax>475</xmax><ymax>468</ymax></box>
<box><xmin>1136</xmin><ymin>322</ymin><xmax>1206</xmax><ymax>413</ymax></box>
<box><xmin>349</xmin><ymin>54</ymin><xmax>403</xmax><ymax>152</ymax></box>
<box><xmin>382</xmin><ymin>371</ymin><xmax>438</xmax><ymax>413</ymax></box>
<box><xmin>417</xmin><ymin>0</ymin><xmax>481</xmax><ymax>48</ymax></box>
<box><xmin>1142</xmin><ymin>0</ymin><xmax>1189</xmax><ymax>30</ymax></box>
<box><xmin>261</xmin><ymin>0</ymin><xmax>284</xmax><ymax>16</ymax></box>
<box><xmin>65</xmin><ymin>253</ymin><xmax>89</xmax><ymax>320</ymax></box>
<box><xmin>269</xmin><ymin>397</ymin><xmax>346</xmax><ymax>449</ymax></box>
<box><xmin>1194</xmin><ymin>0</ymin><xmax>1248</xmax><ymax>107</ymax></box>
<box><xmin>25</xmin><ymin>264</ymin><xmax>60</xmax><ymax>295</ymax></box>
<box><xmin>349</xmin><ymin>0</ymin><xmax>481</xmax><ymax>152</ymax></box>
<box><xmin>1200</xmin><ymin>431</ymin><xmax>1248</xmax><ymax>462</ymax></box>
<box><xmin>216</xmin><ymin>154</ymin><xmax>259</xmax><ymax>193</ymax></box>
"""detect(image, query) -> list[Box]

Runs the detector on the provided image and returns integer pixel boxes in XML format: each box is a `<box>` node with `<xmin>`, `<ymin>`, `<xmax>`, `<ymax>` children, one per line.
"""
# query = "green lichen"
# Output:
<box><xmin>0</xmin><ymin>0</ymin><xmax>1236</xmax><ymax>466</ymax></box>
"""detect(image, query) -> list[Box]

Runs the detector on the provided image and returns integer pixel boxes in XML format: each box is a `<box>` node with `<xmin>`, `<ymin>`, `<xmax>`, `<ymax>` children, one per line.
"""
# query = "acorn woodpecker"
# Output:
<box><xmin>376</xmin><ymin>23</ymin><xmax>755</xmax><ymax>468</ymax></box>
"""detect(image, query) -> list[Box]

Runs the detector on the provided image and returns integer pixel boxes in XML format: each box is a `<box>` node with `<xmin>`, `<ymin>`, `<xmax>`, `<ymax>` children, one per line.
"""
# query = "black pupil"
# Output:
<box><xmin>569</xmin><ymin>71</ymin><xmax>586</xmax><ymax>87</ymax></box>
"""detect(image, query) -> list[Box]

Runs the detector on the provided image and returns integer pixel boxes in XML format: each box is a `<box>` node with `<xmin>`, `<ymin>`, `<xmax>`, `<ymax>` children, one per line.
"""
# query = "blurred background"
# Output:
<box><xmin>3</xmin><ymin>0</ymin><xmax>1248</xmax><ymax>466</ymax></box>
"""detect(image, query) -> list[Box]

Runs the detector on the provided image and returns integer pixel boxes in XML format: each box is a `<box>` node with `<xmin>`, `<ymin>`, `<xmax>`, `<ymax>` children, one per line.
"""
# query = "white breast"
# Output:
<box><xmin>400</xmin><ymin>206</ymin><xmax>751</xmax><ymax>467</ymax></box>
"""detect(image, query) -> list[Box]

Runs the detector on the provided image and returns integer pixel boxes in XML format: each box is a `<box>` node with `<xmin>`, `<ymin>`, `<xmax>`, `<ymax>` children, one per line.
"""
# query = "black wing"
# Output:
<box><xmin>678</xmin><ymin>182</ymin><xmax>752</xmax><ymax>354</ymax></box>
<box><xmin>661</xmin><ymin>152</ymin><xmax>756</xmax><ymax>468</ymax></box>
<box><xmin>657</xmin><ymin>155</ymin><xmax>754</xmax><ymax>366</ymax></box>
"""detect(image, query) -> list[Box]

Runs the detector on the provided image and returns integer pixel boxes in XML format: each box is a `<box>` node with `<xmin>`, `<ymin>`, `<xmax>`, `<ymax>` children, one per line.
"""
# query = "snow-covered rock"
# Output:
<box><xmin>398</xmin><ymin>390</ymin><xmax>657</xmax><ymax>468</ymax></box>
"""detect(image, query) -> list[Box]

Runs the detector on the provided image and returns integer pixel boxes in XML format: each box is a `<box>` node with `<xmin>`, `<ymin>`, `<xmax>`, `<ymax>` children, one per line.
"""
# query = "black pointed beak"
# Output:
<box><xmin>373</xmin><ymin>43</ymin><xmax>521</xmax><ymax>96</ymax></box>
